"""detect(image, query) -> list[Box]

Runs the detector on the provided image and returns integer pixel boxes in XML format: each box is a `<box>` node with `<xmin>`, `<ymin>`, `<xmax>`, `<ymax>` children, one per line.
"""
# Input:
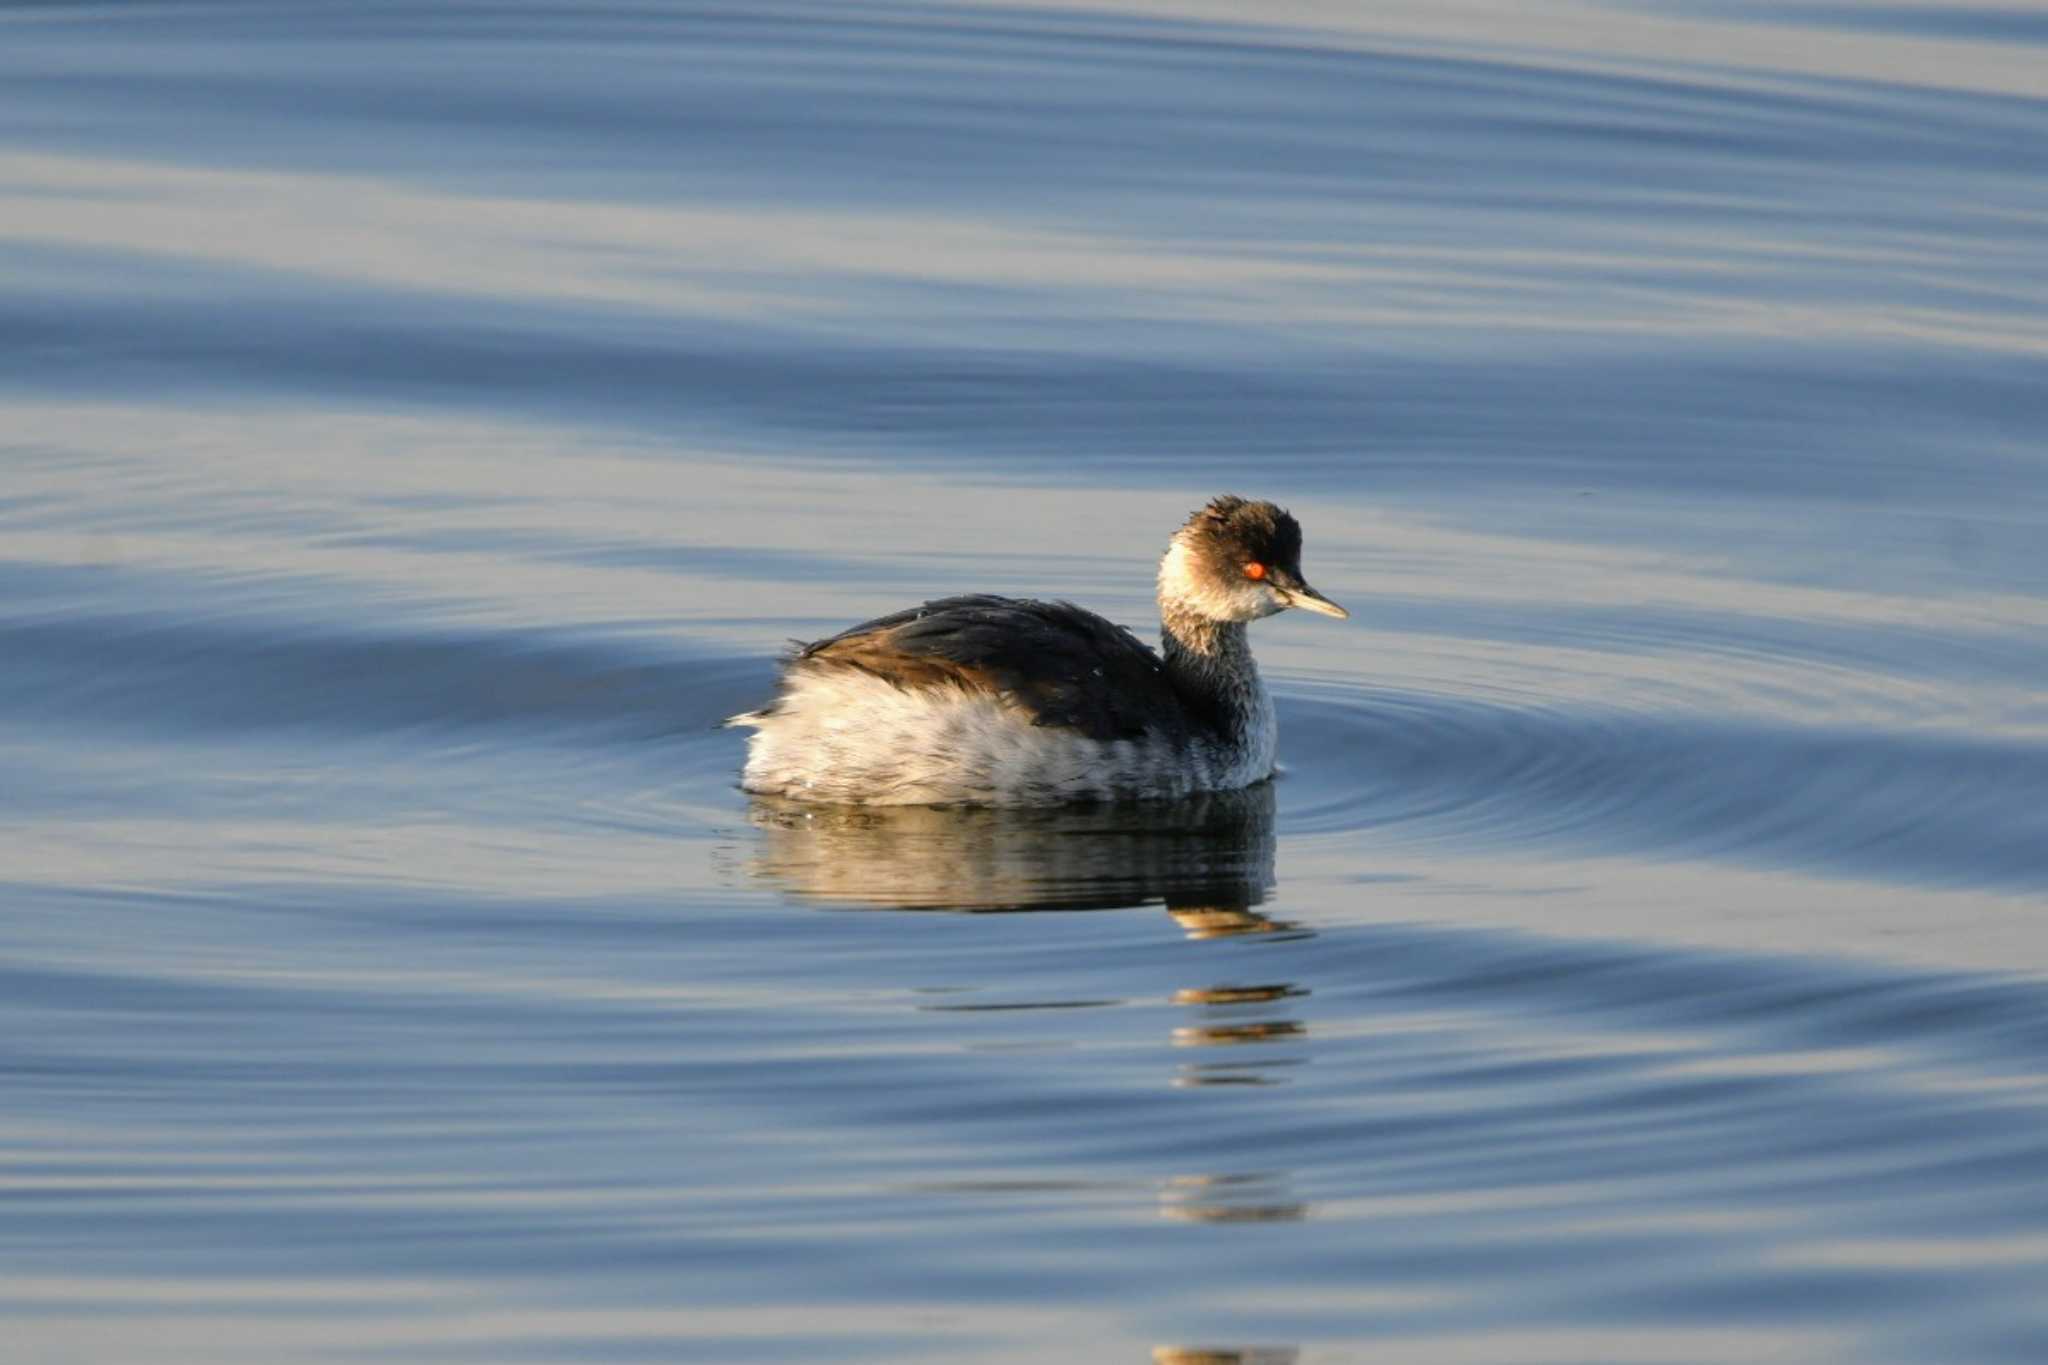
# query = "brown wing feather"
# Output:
<box><xmin>785</xmin><ymin>595</ymin><xmax>1206</xmax><ymax>744</ymax></box>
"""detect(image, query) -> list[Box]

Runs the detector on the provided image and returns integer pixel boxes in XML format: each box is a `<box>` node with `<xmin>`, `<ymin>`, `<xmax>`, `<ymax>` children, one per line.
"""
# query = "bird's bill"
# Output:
<box><xmin>1281</xmin><ymin>583</ymin><xmax>1349</xmax><ymax>618</ymax></box>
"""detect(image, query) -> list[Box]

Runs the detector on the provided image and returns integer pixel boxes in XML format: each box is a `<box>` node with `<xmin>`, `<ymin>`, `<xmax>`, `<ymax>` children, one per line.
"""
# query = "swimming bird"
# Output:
<box><xmin>727</xmin><ymin>495</ymin><xmax>1347</xmax><ymax>805</ymax></box>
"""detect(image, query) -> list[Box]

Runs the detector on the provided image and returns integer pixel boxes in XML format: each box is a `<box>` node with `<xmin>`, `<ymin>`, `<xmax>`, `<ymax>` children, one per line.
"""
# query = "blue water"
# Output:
<box><xmin>5</xmin><ymin>3</ymin><xmax>2048</xmax><ymax>1361</ymax></box>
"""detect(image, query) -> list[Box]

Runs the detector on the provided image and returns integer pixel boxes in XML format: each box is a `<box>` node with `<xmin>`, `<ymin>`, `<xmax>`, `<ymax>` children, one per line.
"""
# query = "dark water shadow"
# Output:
<box><xmin>743</xmin><ymin>784</ymin><xmax>1282</xmax><ymax>919</ymax></box>
<box><xmin>0</xmin><ymin>594</ymin><xmax>769</xmax><ymax>746</ymax></box>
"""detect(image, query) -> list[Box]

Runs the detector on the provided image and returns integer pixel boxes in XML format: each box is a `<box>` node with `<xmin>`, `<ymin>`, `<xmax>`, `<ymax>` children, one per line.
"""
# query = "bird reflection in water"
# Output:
<box><xmin>745</xmin><ymin>783</ymin><xmax>1308</xmax><ymax>1359</ymax></box>
<box><xmin>1172</xmin><ymin>981</ymin><xmax>1309</xmax><ymax>1090</ymax></box>
<box><xmin>1169</xmin><ymin>905</ymin><xmax>1307</xmax><ymax>941</ymax></box>
<box><xmin>1158</xmin><ymin>1170</ymin><xmax>1307</xmax><ymax>1224</ymax></box>
<box><xmin>743</xmin><ymin>784</ymin><xmax>1284</xmax><ymax>916</ymax></box>
<box><xmin>744</xmin><ymin>782</ymin><xmax>1313</xmax><ymax>1089</ymax></box>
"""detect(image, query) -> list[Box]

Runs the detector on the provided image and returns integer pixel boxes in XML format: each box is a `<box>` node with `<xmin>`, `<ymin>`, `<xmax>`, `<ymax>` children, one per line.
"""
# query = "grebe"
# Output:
<box><xmin>728</xmin><ymin>495</ymin><xmax>1346</xmax><ymax>805</ymax></box>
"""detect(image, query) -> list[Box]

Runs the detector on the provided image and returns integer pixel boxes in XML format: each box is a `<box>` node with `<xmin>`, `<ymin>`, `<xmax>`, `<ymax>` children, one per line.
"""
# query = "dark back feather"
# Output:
<box><xmin>790</xmin><ymin>595</ymin><xmax>1214</xmax><ymax>743</ymax></box>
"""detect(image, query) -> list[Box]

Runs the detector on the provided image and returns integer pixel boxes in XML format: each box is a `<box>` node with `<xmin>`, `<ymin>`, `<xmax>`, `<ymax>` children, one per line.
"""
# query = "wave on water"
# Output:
<box><xmin>1276</xmin><ymin>684</ymin><xmax>2048</xmax><ymax>892</ymax></box>
<box><xmin>0</xmin><ymin>607</ymin><xmax>769</xmax><ymax>744</ymax></box>
<box><xmin>10</xmin><ymin>579</ymin><xmax>2039</xmax><ymax>898</ymax></box>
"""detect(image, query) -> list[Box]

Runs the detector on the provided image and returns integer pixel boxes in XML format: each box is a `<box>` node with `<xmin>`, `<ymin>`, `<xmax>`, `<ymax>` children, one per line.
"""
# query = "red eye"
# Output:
<box><xmin>1243</xmin><ymin>562</ymin><xmax>1266</xmax><ymax>580</ymax></box>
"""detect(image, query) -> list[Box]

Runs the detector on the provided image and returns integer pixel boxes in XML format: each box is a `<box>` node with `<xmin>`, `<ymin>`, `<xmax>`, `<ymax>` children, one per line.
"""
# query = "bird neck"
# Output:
<box><xmin>1159</xmin><ymin>596</ymin><xmax>1262</xmax><ymax>737</ymax></box>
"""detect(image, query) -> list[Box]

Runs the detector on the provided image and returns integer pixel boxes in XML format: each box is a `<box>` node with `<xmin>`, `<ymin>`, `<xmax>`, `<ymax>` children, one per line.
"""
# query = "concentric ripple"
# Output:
<box><xmin>1275</xmin><ymin>683</ymin><xmax>2048</xmax><ymax>891</ymax></box>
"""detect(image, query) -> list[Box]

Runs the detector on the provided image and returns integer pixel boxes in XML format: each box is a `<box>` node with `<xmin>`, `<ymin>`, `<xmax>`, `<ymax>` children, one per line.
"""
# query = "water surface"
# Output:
<box><xmin>5</xmin><ymin>2</ymin><xmax>2048</xmax><ymax>1361</ymax></box>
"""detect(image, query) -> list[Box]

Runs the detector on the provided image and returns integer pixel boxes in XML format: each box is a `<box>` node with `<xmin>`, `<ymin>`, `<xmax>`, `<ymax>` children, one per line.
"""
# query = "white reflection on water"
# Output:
<box><xmin>0</xmin><ymin>151</ymin><xmax>1363</xmax><ymax>317</ymax></box>
<box><xmin>970</xmin><ymin>0</ymin><xmax>2048</xmax><ymax>99</ymax></box>
<box><xmin>12</xmin><ymin>146</ymin><xmax>2048</xmax><ymax>353</ymax></box>
<box><xmin>1782</xmin><ymin>1235</ymin><xmax>2048</xmax><ymax>1270</ymax></box>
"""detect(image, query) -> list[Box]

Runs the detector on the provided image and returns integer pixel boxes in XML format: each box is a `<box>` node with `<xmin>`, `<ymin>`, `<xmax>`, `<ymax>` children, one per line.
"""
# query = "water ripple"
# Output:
<box><xmin>4</xmin><ymin>1</ymin><xmax>2048</xmax><ymax>1359</ymax></box>
<box><xmin>1279</xmin><ymin>685</ymin><xmax>2048</xmax><ymax>890</ymax></box>
<box><xmin>0</xmin><ymin>608</ymin><xmax>763</xmax><ymax>744</ymax></box>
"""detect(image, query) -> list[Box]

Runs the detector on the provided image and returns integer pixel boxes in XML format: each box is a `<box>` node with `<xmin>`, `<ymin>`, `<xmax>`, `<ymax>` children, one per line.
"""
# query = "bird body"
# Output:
<box><xmin>729</xmin><ymin>497</ymin><xmax>1344</xmax><ymax>806</ymax></box>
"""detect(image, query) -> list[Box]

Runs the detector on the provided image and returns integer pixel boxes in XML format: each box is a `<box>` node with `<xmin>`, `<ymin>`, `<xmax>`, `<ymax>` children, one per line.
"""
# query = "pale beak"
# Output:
<box><xmin>1280</xmin><ymin>582</ymin><xmax>1349</xmax><ymax>619</ymax></box>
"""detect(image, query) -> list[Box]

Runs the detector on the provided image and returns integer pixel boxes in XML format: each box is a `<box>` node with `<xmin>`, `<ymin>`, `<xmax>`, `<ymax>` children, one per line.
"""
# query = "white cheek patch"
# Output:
<box><xmin>1159</xmin><ymin>540</ymin><xmax>1275</xmax><ymax>623</ymax></box>
<box><xmin>1245</xmin><ymin>584</ymin><xmax>1286</xmax><ymax>619</ymax></box>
